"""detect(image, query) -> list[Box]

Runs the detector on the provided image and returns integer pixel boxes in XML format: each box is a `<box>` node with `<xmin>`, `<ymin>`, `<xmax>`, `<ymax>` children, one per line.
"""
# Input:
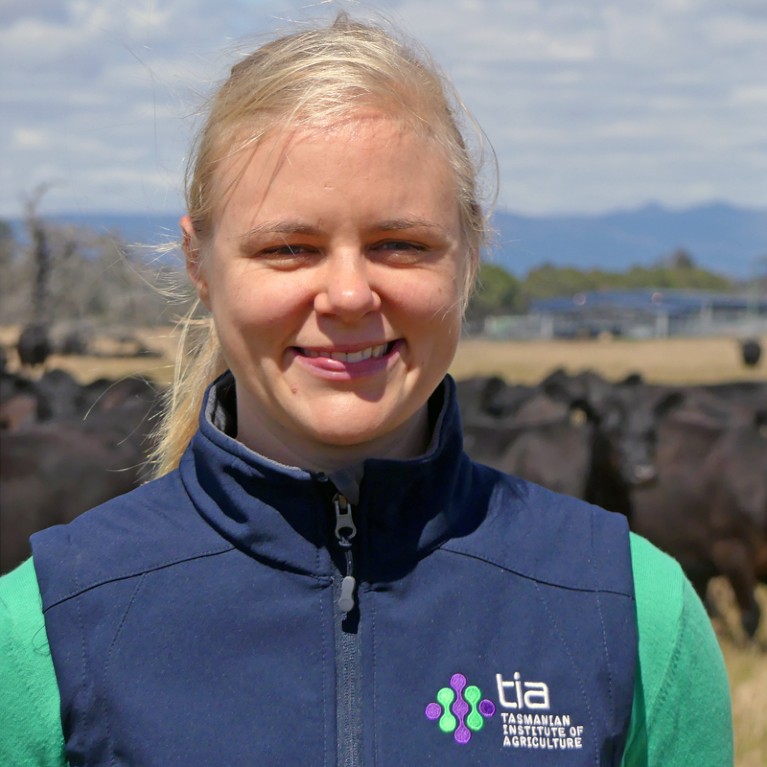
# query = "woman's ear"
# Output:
<box><xmin>181</xmin><ymin>215</ymin><xmax>210</xmax><ymax>308</ymax></box>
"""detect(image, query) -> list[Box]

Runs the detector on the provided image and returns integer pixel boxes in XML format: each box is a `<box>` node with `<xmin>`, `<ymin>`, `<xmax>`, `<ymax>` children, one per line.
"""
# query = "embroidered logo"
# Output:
<box><xmin>425</xmin><ymin>673</ymin><xmax>496</xmax><ymax>744</ymax></box>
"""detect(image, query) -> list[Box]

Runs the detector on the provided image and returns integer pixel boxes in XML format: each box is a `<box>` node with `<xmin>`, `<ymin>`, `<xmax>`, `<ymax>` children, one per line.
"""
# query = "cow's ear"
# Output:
<box><xmin>181</xmin><ymin>216</ymin><xmax>210</xmax><ymax>309</ymax></box>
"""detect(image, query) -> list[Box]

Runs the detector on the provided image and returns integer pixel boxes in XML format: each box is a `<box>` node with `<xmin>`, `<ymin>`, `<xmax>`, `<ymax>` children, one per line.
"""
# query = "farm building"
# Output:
<box><xmin>483</xmin><ymin>289</ymin><xmax>767</xmax><ymax>339</ymax></box>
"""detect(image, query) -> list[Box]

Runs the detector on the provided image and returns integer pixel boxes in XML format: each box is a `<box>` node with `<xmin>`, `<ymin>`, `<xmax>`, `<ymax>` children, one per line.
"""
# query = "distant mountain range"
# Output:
<box><xmin>489</xmin><ymin>203</ymin><xmax>766</xmax><ymax>279</ymax></box>
<box><xmin>10</xmin><ymin>201</ymin><xmax>767</xmax><ymax>279</ymax></box>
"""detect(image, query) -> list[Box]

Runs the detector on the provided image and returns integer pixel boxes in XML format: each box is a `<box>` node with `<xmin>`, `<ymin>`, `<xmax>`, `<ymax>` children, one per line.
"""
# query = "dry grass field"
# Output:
<box><xmin>451</xmin><ymin>334</ymin><xmax>767</xmax><ymax>385</ymax></box>
<box><xmin>2</xmin><ymin>326</ymin><xmax>766</xmax><ymax>762</ymax></box>
<box><xmin>0</xmin><ymin>325</ymin><xmax>179</xmax><ymax>386</ymax></box>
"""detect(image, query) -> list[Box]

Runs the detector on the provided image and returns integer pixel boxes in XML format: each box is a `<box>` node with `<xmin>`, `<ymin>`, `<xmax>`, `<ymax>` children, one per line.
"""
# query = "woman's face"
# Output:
<box><xmin>184</xmin><ymin>112</ymin><xmax>466</xmax><ymax>468</ymax></box>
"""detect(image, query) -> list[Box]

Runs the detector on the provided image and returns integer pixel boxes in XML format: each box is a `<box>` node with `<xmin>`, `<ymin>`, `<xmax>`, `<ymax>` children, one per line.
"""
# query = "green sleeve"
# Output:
<box><xmin>0</xmin><ymin>558</ymin><xmax>67</xmax><ymax>767</ymax></box>
<box><xmin>621</xmin><ymin>533</ymin><xmax>733</xmax><ymax>767</ymax></box>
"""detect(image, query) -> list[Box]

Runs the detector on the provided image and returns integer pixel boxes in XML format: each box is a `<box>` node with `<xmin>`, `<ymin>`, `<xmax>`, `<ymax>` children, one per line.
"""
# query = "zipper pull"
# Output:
<box><xmin>338</xmin><ymin>575</ymin><xmax>356</xmax><ymax>614</ymax></box>
<box><xmin>333</xmin><ymin>494</ymin><xmax>357</xmax><ymax>615</ymax></box>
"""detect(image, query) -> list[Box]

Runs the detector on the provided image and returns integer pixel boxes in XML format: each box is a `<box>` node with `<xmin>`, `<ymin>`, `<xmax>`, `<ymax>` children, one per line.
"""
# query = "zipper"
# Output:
<box><xmin>332</xmin><ymin>492</ymin><xmax>362</xmax><ymax>766</ymax></box>
<box><xmin>334</xmin><ymin>493</ymin><xmax>357</xmax><ymax>614</ymax></box>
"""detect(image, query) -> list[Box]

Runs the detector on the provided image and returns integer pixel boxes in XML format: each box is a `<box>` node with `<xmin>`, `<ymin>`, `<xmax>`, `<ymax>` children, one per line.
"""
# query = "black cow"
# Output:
<box><xmin>740</xmin><ymin>338</ymin><xmax>762</xmax><ymax>368</ymax></box>
<box><xmin>455</xmin><ymin>375</ymin><xmax>538</xmax><ymax>420</ymax></box>
<box><xmin>16</xmin><ymin>322</ymin><xmax>51</xmax><ymax>368</ymax></box>
<box><xmin>461</xmin><ymin>391</ymin><xmax>575</xmax><ymax>474</ymax></box>
<box><xmin>459</xmin><ymin>370</ymin><xmax>684</xmax><ymax>520</ymax></box>
<box><xmin>0</xmin><ymin>376</ymin><xmax>161</xmax><ymax>573</ymax></box>
<box><xmin>493</xmin><ymin>412</ymin><xmax>593</xmax><ymax>498</ymax></box>
<box><xmin>692</xmin><ymin>380</ymin><xmax>767</xmax><ymax>412</ymax></box>
<box><xmin>632</xmin><ymin>403</ymin><xmax>767</xmax><ymax>639</ymax></box>
<box><xmin>1</xmin><ymin>367</ymin><xmax>159</xmax><ymax>427</ymax></box>
<box><xmin>32</xmin><ymin>368</ymin><xmax>85</xmax><ymax>421</ymax></box>
<box><xmin>0</xmin><ymin>393</ymin><xmax>37</xmax><ymax>431</ymax></box>
<box><xmin>458</xmin><ymin>375</ymin><xmax>594</xmax><ymax>496</ymax></box>
<box><xmin>523</xmin><ymin>371</ymin><xmax>683</xmax><ymax>518</ymax></box>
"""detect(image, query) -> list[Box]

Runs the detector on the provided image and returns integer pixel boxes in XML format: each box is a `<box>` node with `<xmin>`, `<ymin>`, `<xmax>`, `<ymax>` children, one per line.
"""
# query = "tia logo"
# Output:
<box><xmin>496</xmin><ymin>672</ymin><xmax>551</xmax><ymax>710</ymax></box>
<box><xmin>425</xmin><ymin>673</ymin><xmax>496</xmax><ymax>745</ymax></box>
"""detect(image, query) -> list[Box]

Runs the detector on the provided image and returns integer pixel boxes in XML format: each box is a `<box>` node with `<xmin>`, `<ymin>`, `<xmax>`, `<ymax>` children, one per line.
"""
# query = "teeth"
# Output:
<box><xmin>345</xmin><ymin>349</ymin><xmax>371</xmax><ymax>363</ymax></box>
<box><xmin>302</xmin><ymin>343</ymin><xmax>390</xmax><ymax>362</ymax></box>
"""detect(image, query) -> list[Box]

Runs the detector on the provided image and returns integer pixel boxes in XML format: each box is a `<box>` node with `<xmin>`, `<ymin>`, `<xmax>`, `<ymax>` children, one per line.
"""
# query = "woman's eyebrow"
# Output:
<box><xmin>239</xmin><ymin>220</ymin><xmax>320</xmax><ymax>241</ymax></box>
<box><xmin>237</xmin><ymin>217</ymin><xmax>446</xmax><ymax>249</ymax></box>
<box><xmin>376</xmin><ymin>217</ymin><xmax>443</xmax><ymax>232</ymax></box>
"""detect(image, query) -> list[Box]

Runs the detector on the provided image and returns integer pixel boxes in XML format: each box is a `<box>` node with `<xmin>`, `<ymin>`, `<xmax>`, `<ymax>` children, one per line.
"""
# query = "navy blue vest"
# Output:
<box><xmin>32</xmin><ymin>375</ymin><xmax>637</xmax><ymax>766</ymax></box>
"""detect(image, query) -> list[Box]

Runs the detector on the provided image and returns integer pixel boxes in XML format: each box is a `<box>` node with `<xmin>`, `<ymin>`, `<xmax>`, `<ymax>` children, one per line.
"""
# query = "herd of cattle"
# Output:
<box><xmin>1</xmin><ymin>362</ymin><xmax>161</xmax><ymax>572</ymax></box>
<box><xmin>458</xmin><ymin>370</ymin><xmax>767</xmax><ymax>641</ymax></box>
<box><xmin>1</xmin><ymin>357</ymin><xmax>766</xmax><ymax>643</ymax></box>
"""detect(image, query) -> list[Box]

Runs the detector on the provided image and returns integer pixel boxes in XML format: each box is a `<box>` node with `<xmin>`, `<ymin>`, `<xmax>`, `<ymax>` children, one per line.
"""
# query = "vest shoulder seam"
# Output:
<box><xmin>436</xmin><ymin>543</ymin><xmax>635</xmax><ymax>598</ymax></box>
<box><xmin>42</xmin><ymin>544</ymin><xmax>236</xmax><ymax>610</ymax></box>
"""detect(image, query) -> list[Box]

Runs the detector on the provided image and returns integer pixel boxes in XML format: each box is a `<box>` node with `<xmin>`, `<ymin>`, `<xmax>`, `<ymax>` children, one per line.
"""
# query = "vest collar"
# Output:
<box><xmin>179</xmin><ymin>373</ymin><xmax>480</xmax><ymax>580</ymax></box>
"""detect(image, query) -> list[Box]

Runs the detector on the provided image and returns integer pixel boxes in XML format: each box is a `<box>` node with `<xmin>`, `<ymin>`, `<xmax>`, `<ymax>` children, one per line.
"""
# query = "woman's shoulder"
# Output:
<box><xmin>0</xmin><ymin>558</ymin><xmax>67</xmax><ymax>767</ymax></box>
<box><xmin>0</xmin><ymin>557</ymin><xmax>45</xmax><ymax>634</ymax></box>
<box><xmin>624</xmin><ymin>532</ymin><xmax>733</xmax><ymax>767</ymax></box>
<box><xmin>629</xmin><ymin>532</ymin><xmax>687</xmax><ymax>632</ymax></box>
<box><xmin>30</xmin><ymin>471</ymin><xmax>234</xmax><ymax>610</ymax></box>
<box><xmin>459</xmin><ymin>468</ymin><xmax>636</xmax><ymax>595</ymax></box>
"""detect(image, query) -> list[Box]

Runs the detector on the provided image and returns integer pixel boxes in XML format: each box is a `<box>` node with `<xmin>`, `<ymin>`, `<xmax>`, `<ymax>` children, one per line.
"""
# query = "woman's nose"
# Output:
<box><xmin>313</xmin><ymin>252</ymin><xmax>381</xmax><ymax>321</ymax></box>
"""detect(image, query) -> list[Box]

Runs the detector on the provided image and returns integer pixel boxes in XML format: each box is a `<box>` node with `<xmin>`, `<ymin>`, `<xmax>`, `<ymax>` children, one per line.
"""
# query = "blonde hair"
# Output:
<box><xmin>150</xmin><ymin>12</ymin><xmax>495</xmax><ymax>477</ymax></box>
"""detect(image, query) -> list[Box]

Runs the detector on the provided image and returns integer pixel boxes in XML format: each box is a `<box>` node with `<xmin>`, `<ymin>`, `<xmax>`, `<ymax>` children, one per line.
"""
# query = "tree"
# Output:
<box><xmin>0</xmin><ymin>202</ymin><xmax>183</xmax><ymax>329</ymax></box>
<box><xmin>0</xmin><ymin>219</ymin><xmax>15</xmax><ymax>269</ymax></box>
<box><xmin>466</xmin><ymin>262</ymin><xmax>522</xmax><ymax>324</ymax></box>
<box><xmin>665</xmin><ymin>248</ymin><xmax>695</xmax><ymax>270</ymax></box>
<box><xmin>24</xmin><ymin>188</ymin><xmax>57</xmax><ymax>325</ymax></box>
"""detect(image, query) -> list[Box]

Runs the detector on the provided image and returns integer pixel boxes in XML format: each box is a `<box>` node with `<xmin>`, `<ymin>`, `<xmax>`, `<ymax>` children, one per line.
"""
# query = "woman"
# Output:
<box><xmin>0</xmin><ymin>14</ymin><xmax>732</xmax><ymax>766</ymax></box>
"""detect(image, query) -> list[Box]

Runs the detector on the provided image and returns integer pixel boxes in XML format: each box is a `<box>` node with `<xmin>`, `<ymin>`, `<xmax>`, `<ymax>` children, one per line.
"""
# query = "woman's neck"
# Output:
<box><xmin>235</xmin><ymin>404</ymin><xmax>430</xmax><ymax>474</ymax></box>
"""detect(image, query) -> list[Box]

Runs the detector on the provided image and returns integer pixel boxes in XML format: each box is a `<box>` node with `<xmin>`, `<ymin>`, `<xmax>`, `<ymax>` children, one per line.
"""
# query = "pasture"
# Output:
<box><xmin>451</xmin><ymin>334</ymin><xmax>767</xmax><ymax>385</ymax></box>
<box><xmin>2</xmin><ymin>327</ymin><xmax>766</xmax><ymax>765</ymax></box>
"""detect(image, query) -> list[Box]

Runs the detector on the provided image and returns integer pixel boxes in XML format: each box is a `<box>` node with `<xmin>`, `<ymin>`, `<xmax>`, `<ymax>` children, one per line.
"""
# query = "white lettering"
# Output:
<box><xmin>500</xmin><ymin>717</ymin><xmax>585</xmax><ymax>750</ymax></box>
<box><xmin>496</xmin><ymin>673</ymin><xmax>520</xmax><ymax>708</ymax></box>
<box><xmin>523</xmin><ymin>681</ymin><xmax>550</xmax><ymax>709</ymax></box>
<box><xmin>496</xmin><ymin>673</ymin><xmax>551</xmax><ymax>711</ymax></box>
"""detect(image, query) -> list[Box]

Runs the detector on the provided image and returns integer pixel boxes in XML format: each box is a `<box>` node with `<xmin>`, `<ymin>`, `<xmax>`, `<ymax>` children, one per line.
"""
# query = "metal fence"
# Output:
<box><xmin>478</xmin><ymin>290</ymin><xmax>767</xmax><ymax>340</ymax></box>
<box><xmin>481</xmin><ymin>309</ymin><xmax>767</xmax><ymax>341</ymax></box>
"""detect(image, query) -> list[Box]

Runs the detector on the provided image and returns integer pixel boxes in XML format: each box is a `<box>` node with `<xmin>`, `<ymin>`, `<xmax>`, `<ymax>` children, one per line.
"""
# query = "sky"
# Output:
<box><xmin>2</xmin><ymin>0</ymin><xmax>766</xmax><ymax>219</ymax></box>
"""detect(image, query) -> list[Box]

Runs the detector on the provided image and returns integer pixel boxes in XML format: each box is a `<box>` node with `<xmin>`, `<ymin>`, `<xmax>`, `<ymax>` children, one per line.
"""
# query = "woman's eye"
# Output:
<box><xmin>263</xmin><ymin>244</ymin><xmax>309</xmax><ymax>255</ymax></box>
<box><xmin>370</xmin><ymin>240</ymin><xmax>432</xmax><ymax>265</ymax></box>
<box><xmin>375</xmin><ymin>240</ymin><xmax>424</xmax><ymax>252</ymax></box>
<box><xmin>256</xmin><ymin>243</ymin><xmax>318</xmax><ymax>260</ymax></box>
<box><xmin>371</xmin><ymin>240</ymin><xmax>431</xmax><ymax>262</ymax></box>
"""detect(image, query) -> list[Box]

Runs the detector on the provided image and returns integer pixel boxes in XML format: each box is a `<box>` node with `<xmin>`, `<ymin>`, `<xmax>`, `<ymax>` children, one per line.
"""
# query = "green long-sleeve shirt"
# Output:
<box><xmin>0</xmin><ymin>533</ymin><xmax>733</xmax><ymax>766</ymax></box>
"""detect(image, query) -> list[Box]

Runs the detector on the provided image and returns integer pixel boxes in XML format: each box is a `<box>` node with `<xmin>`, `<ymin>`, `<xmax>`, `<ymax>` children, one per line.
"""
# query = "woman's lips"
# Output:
<box><xmin>292</xmin><ymin>340</ymin><xmax>401</xmax><ymax>377</ymax></box>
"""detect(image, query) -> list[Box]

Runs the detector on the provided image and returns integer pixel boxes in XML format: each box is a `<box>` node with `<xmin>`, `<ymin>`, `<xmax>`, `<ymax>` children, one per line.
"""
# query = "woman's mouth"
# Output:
<box><xmin>298</xmin><ymin>341</ymin><xmax>395</xmax><ymax>362</ymax></box>
<box><xmin>292</xmin><ymin>341</ymin><xmax>400</xmax><ymax>378</ymax></box>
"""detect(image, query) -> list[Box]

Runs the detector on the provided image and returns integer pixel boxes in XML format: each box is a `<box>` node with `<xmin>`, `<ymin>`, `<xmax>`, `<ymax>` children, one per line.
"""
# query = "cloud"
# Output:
<box><xmin>0</xmin><ymin>0</ymin><xmax>765</xmax><ymax>216</ymax></box>
<box><xmin>386</xmin><ymin>0</ymin><xmax>767</xmax><ymax>213</ymax></box>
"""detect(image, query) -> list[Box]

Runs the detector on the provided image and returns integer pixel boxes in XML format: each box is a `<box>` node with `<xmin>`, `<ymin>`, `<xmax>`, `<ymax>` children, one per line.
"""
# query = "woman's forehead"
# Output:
<box><xmin>210</xmin><ymin>111</ymin><xmax>453</xmax><ymax>215</ymax></box>
<box><xmin>228</xmin><ymin>107</ymin><xmax>437</xmax><ymax>165</ymax></box>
